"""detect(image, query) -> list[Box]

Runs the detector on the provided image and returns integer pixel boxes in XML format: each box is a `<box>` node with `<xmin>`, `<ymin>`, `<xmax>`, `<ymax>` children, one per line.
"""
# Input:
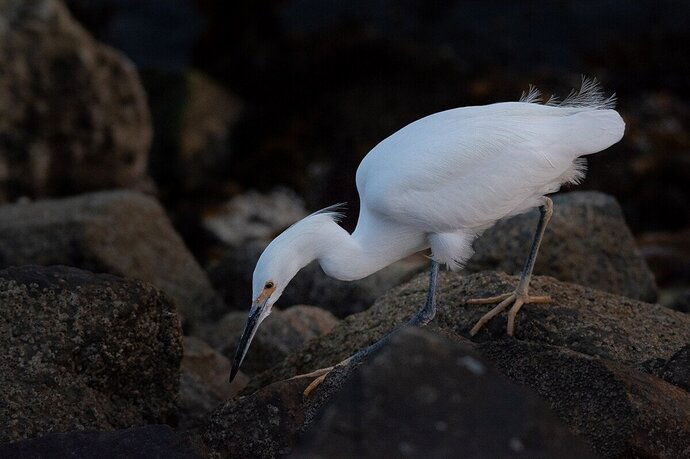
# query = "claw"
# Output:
<box><xmin>467</xmin><ymin>290</ymin><xmax>551</xmax><ymax>336</ymax></box>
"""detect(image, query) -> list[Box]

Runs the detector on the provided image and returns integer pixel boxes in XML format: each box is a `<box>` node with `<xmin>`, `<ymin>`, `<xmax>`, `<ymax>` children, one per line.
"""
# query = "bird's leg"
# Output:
<box><xmin>292</xmin><ymin>260</ymin><xmax>440</xmax><ymax>396</ymax></box>
<box><xmin>466</xmin><ymin>197</ymin><xmax>554</xmax><ymax>336</ymax></box>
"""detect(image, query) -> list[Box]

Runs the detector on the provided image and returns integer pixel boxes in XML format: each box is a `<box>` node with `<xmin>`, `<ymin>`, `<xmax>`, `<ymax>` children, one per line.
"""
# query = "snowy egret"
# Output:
<box><xmin>229</xmin><ymin>78</ymin><xmax>625</xmax><ymax>392</ymax></box>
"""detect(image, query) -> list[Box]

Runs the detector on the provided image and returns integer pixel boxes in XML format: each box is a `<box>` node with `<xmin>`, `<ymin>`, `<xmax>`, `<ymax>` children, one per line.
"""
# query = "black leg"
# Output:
<box><xmin>516</xmin><ymin>197</ymin><xmax>553</xmax><ymax>294</ymax></box>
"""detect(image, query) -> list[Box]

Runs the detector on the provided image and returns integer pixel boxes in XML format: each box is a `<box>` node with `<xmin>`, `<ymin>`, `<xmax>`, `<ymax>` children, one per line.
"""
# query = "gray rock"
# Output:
<box><xmin>179</xmin><ymin>336</ymin><xmax>249</xmax><ymax>430</ymax></box>
<box><xmin>0</xmin><ymin>425</ymin><xmax>201</xmax><ymax>459</ymax></box>
<box><xmin>204</xmin><ymin>328</ymin><xmax>595</xmax><ymax>459</ymax></box>
<box><xmin>249</xmin><ymin>271</ymin><xmax>689</xmax><ymax>391</ymax></box>
<box><xmin>0</xmin><ymin>190</ymin><xmax>225</xmax><ymax>330</ymax></box>
<box><xmin>198</xmin><ymin>305</ymin><xmax>338</xmax><ymax>376</ymax></box>
<box><xmin>295</xmin><ymin>328</ymin><xmax>596</xmax><ymax>459</ymax></box>
<box><xmin>208</xmin><ymin>240</ymin><xmax>426</xmax><ymax>318</ymax></box>
<box><xmin>203</xmin><ymin>189</ymin><xmax>307</xmax><ymax>247</ymax></box>
<box><xmin>467</xmin><ymin>191</ymin><xmax>658</xmax><ymax>302</ymax></box>
<box><xmin>0</xmin><ymin>265</ymin><xmax>182</xmax><ymax>444</ymax></box>
<box><xmin>479</xmin><ymin>340</ymin><xmax>690</xmax><ymax>458</ymax></box>
<box><xmin>0</xmin><ymin>0</ymin><xmax>152</xmax><ymax>202</ymax></box>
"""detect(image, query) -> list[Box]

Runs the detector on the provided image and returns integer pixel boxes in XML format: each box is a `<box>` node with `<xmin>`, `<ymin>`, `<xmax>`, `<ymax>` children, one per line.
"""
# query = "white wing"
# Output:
<box><xmin>356</xmin><ymin>101</ymin><xmax>624</xmax><ymax>232</ymax></box>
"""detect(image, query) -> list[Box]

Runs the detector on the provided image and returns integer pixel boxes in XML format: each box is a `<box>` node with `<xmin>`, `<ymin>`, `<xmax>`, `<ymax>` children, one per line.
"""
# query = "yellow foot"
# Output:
<box><xmin>289</xmin><ymin>356</ymin><xmax>353</xmax><ymax>396</ymax></box>
<box><xmin>466</xmin><ymin>291</ymin><xmax>551</xmax><ymax>336</ymax></box>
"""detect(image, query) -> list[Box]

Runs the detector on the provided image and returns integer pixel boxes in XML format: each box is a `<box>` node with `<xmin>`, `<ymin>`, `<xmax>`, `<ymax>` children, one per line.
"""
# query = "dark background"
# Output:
<box><xmin>65</xmin><ymin>0</ymin><xmax>690</xmax><ymax>289</ymax></box>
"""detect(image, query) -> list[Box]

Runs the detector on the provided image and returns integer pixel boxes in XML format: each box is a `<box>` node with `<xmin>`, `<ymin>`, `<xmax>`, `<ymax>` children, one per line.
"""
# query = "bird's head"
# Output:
<box><xmin>228</xmin><ymin>204</ymin><xmax>345</xmax><ymax>383</ymax></box>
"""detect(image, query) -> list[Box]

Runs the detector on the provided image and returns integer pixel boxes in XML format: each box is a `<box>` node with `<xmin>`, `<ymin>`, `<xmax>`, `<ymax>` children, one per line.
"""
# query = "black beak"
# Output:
<box><xmin>229</xmin><ymin>300</ymin><xmax>266</xmax><ymax>383</ymax></box>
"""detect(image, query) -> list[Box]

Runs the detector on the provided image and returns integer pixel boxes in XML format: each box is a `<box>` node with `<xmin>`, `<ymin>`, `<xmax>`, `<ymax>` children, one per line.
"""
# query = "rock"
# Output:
<box><xmin>0</xmin><ymin>190</ymin><xmax>225</xmax><ymax>330</ymax></box>
<box><xmin>296</xmin><ymin>328</ymin><xmax>596</xmax><ymax>459</ymax></box>
<box><xmin>0</xmin><ymin>0</ymin><xmax>152</xmax><ymax>202</ymax></box>
<box><xmin>204</xmin><ymin>328</ymin><xmax>595</xmax><ymax>458</ymax></box>
<box><xmin>178</xmin><ymin>72</ymin><xmax>243</xmax><ymax>197</ymax></box>
<box><xmin>638</xmin><ymin>227</ymin><xmax>690</xmax><ymax>290</ymax></box>
<box><xmin>0</xmin><ymin>265</ymin><xmax>182</xmax><ymax>443</ymax></box>
<box><xmin>198</xmin><ymin>305</ymin><xmax>338</xmax><ymax>375</ymax></box>
<box><xmin>249</xmin><ymin>271</ymin><xmax>689</xmax><ymax>391</ymax></box>
<box><xmin>467</xmin><ymin>191</ymin><xmax>658</xmax><ymax>302</ymax></box>
<box><xmin>208</xmin><ymin>240</ymin><xmax>426</xmax><ymax>317</ymax></box>
<box><xmin>203</xmin><ymin>188</ymin><xmax>307</xmax><ymax>248</ymax></box>
<box><xmin>647</xmin><ymin>345</ymin><xmax>690</xmax><ymax>392</ymax></box>
<box><xmin>478</xmin><ymin>340</ymin><xmax>690</xmax><ymax>458</ymax></box>
<box><xmin>0</xmin><ymin>425</ymin><xmax>201</xmax><ymax>458</ymax></box>
<box><xmin>179</xmin><ymin>336</ymin><xmax>249</xmax><ymax>430</ymax></box>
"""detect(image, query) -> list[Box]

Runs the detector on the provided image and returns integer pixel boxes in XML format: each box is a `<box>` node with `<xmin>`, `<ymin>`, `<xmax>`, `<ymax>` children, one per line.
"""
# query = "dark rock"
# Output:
<box><xmin>0</xmin><ymin>0</ymin><xmax>152</xmax><ymax>202</ymax></box>
<box><xmin>208</xmin><ymin>239</ymin><xmax>426</xmax><ymax>318</ymax></box>
<box><xmin>0</xmin><ymin>190</ymin><xmax>225</xmax><ymax>329</ymax></box>
<box><xmin>179</xmin><ymin>336</ymin><xmax>249</xmax><ymax>430</ymax></box>
<box><xmin>659</xmin><ymin>345</ymin><xmax>690</xmax><ymax>392</ymax></box>
<box><xmin>204</xmin><ymin>328</ymin><xmax>595</xmax><ymax>458</ymax></box>
<box><xmin>0</xmin><ymin>425</ymin><xmax>200</xmax><ymax>458</ymax></box>
<box><xmin>467</xmin><ymin>191</ymin><xmax>658</xmax><ymax>302</ymax></box>
<box><xmin>479</xmin><ymin>340</ymin><xmax>690</xmax><ymax>458</ymax></box>
<box><xmin>198</xmin><ymin>305</ymin><xmax>338</xmax><ymax>375</ymax></box>
<box><xmin>639</xmin><ymin>227</ymin><xmax>690</xmax><ymax>291</ymax></box>
<box><xmin>296</xmin><ymin>328</ymin><xmax>596</xmax><ymax>459</ymax></box>
<box><xmin>0</xmin><ymin>265</ymin><xmax>182</xmax><ymax>443</ymax></box>
<box><xmin>249</xmin><ymin>271</ymin><xmax>689</xmax><ymax>391</ymax></box>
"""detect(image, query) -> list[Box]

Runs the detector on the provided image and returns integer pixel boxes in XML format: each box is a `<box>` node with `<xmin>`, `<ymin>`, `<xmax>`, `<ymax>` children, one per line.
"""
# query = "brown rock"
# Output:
<box><xmin>0</xmin><ymin>190</ymin><xmax>225</xmax><ymax>330</ymax></box>
<box><xmin>467</xmin><ymin>191</ymin><xmax>658</xmax><ymax>302</ymax></box>
<box><xmin>179</xmin><ymin>337</ymin><xmax>248</xmax><ymax>430</ymax></box>
<box><xmin>0</xmin><ymin>0</ymin><xmax>152</xmax><ymax>202</ymax></box>
<box><xmin>198</xmin><ymin>305</ymin><xmax>338</xmax><ymax>375</ymax></box>
<box><xmin>0</xmin><ymin>265</ymin><xmax>182</xmax><ymax>444</ymax></box>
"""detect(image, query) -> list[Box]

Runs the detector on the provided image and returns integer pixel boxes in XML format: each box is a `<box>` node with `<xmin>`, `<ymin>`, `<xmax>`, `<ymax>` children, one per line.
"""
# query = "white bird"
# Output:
<box><xmin>229</xmin><ymin>78</ymin><xmax>625</xmax><ymax>393</ymax></box>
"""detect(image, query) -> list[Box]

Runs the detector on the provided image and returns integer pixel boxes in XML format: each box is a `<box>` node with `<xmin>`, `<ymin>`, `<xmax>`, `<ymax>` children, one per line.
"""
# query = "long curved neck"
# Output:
<box><xmin>315</xmin><ymin>208</ymin><xmax>427</xmax><ymax>281</ymax></box>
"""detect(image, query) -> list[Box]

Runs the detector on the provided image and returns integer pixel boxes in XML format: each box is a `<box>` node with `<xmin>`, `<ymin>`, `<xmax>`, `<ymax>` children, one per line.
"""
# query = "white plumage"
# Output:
<box><xmin>229</xmin><ymin>78</ymin><xmax>625</xmax><ymax>384</ymax></box>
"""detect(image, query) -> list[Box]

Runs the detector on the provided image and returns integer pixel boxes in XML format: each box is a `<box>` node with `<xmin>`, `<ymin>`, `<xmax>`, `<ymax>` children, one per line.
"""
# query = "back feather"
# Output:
<box><xmin>519</xmin><ymin>76</ymin><xmax>616</xmax><ymax>110</ymax></box>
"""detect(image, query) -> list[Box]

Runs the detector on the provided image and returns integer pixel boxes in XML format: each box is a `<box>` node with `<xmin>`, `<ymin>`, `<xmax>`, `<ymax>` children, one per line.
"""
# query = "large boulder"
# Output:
<box><xmin>0</xmin><ymin>0</ymin><xmax>152</xmax><ymax>202</ymax></box>
<box><xmin>197</xmin><ymin>305</ymin><xmax>338</xmax><ymax>376</ymax></box>
<box><xmin>0</xmin><ymin>265</ymin><xmax>182</xmax><ymax>444</ymax></box>
<box><xmin>0</xmin><ymin>190</ymin><xmax>225</xmax><ymax>329</ymax></box>
<box><xmin>245</xmin><ymin>271</ymin><xmax>690</xmax><ymax>457</ymax></box>
<box><xmin>250</xmin><ymin>271</ymin><xmax>689</xmax><ymax>389</ymax></box>
<box><xmin>467</xmin><ymin>192</ymin><xmax>658</xmax><ymax>302</ymax></box>
<box><xmin>204</xmin><ymin>328</ymin><xmax>595</xmax><ymax>458</ymax></box>
<box><xmin>0</xmin><ymin>425</ymin><xmax>201</xmax><ymax>459</ymax></box>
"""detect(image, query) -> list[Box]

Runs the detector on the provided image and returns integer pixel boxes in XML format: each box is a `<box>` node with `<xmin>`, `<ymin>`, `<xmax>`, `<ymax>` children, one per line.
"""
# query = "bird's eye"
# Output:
<box><xmin>264</xmin><ymin>281</ymin><xmax>274</xmax><ymax>289</ymax></box>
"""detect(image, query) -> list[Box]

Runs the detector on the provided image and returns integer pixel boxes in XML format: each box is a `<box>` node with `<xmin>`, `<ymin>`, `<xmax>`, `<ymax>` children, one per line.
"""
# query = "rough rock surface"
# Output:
<box><xmin>0</xmin><ymin>0</ymin><xmax>152</xmax><ymax>202</ymax></box>
<box><xmin>203</xmin><ymin>188</ymin><xmax>307</xmax><ymax>247</ymax></box>
<box><xmin>208</xmin><ymin>240</ymin><xmax>426</xmax><ymax>317</ymax></box>
<box><xmin>479</xmin><ymin>340</ymin><xmax>690</xmax><ymax>458</ymax></box>
<box><xmin>0</xmin><ymin>425</ymin><xmax>201</xmax><ymax>458</ymax></box>
<box><xmin>467</xmin><ymin>192</ymin><xmax>658</xmax><ymax>302</ymax></box>
<box><xmin>250</xmin><ymin>271</ymin><xmax>689</xmax><ymax>390</ymax></box>
<box><xmin>204</xmin><ymin>328</ymin><xmax>595</xmax><ymax>458</ymax></box>
<box><xmin>179</xmin><ymin>337</ymin><xmax>249</xmax><ymax>430</ymax></box>
<box><xmin>0</xmin><ymin>190</ymin><xmax>225</xmax><ymax>329</ymax></box>
<box><xmin>244</xmin><ymin>271</ymin><xmax>690</xmax><ymax>456</ymax></box>
<box><xmin>0</xmin><ymin>265</ymin><xmax>182</xmax><ymax>444</ymax></box>
<box><xmin>198</xmin><ymin>305</ymin><xmax>338</xmax><ymax>375</ymax></box>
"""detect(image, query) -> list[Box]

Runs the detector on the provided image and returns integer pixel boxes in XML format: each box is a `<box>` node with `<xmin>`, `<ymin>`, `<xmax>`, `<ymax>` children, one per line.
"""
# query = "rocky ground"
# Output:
<box><xmin>0</xmin><ymin>0</ymin><xmax>689</xmax><ymax>458</ymax></box>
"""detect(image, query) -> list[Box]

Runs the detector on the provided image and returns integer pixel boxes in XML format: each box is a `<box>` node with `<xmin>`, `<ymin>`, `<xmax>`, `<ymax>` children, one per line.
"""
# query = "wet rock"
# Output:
<box><xmin>0</xmin><ymin>0</ymin><xmax>152</xmax><ymax>202</ymax></box>
<box><xmin>467</xmin><ymin>191</ymin><xmax>658</xmax><ymax>302</ymax></box>
<box><xmin>208</xmin><ymin>239</ymin><xmax>426</xmax><ymax>317</ymax></box>
<box><xmin>0</xmin><ymin>190</ymin><xmax>225</xmax><ymax>330</ymax></box>
<box><xmin>479</xmin><ymin>340</ymin><xmax>690</xmax><ymax>458</ymax></box>
<box><xmin>0</xmin><ymin>425</ymin><xmax>201</xmax><ymax>458</ymax></box>
<box><xmin>203</xmin><ymin>188</ymin><xmax>307</xmax><ymax>248</ymax></box>
<box><xmin>0</xmin><ymin>265</ymin><xmax>182</xmax><ymax>443</ymax></box>
<box><xmin>179</xmin><ymin>336</ymin><xmax>249</xmax><ymax>430</ymax></box>
<box><xmin>204</xmin><ymin>328</ymin><xmax>594</xmax><ymax>458</ymax></box>
<box><xmin>198</xmin><ymin>305</ymin><xmax>338</xmax><ymax>375</ymax></box>
<box><xmin>249</xmin><ymin>271</ymin><xmax>689</xmax><ymax>390</ymax></box>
